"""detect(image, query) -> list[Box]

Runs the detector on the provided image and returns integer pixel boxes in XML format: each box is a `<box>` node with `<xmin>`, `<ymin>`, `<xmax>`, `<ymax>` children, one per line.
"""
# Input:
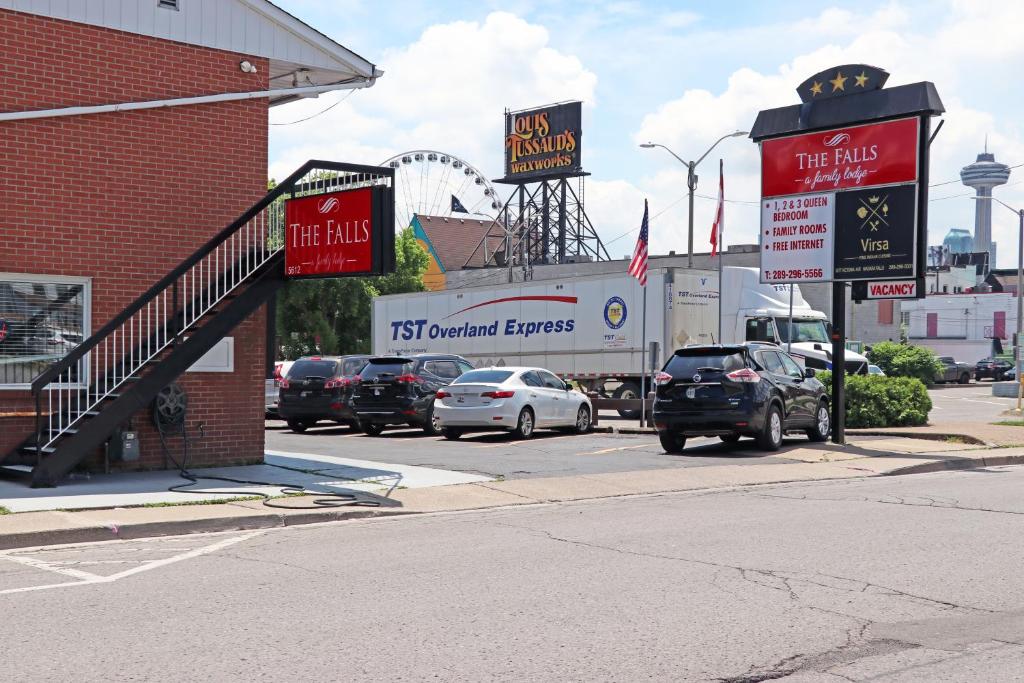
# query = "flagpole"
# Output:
<box><xmin>717</xmin><ymin>159</ymin><xmax>724</xmax><ymax>344</ymax></box>
<box><xmin>640</xmin><ymin>283</ymin><xmax>647</xmax><ymax>428</ymax></box>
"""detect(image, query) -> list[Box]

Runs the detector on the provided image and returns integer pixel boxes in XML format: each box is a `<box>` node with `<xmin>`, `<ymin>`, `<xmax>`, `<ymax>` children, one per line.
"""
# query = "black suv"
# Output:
<box><xmin>976</xmin><ymin>357</ymin><xmax>1012</xmax><ymax>382</ymax></box>
<box><xmin>278</xmin><ymin>355</ymin><xmax>370</xmax><ymax>433</ymax></box>
<box><xmin>653</xmin><ymin>343</ymin><xmax>830</xmax><ymax>453</ymax></box>
<box><xmin>351</xmin><ymin>354</ymin><xmax>474</xmax><ymax>436</ymax></box>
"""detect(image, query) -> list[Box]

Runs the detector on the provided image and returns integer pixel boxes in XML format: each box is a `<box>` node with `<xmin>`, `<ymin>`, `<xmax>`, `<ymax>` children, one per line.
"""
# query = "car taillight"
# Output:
<box><xmin>395</xmin><ymin>374</ymin><xmax>422</xmax><ymax>384</ymax></box>
<box><xmin>279</xmin><ymin>378</ymin><xmax>290</xmax><ymax>389</ymax></box>
<box><xmin>352</xmin><ymin>375</ymin><xmax>362</xmax><ymax>384</ymax></box>
<box><xmin>324</xmin><ymin>378</ymin><xmax>349</xmax><ymax>390</ymax></box>
<box><xmin>436</xmin><ymin>389</ymin><xmax>450</xmax><ymax>399</ymax></box>
<box><xmin>654</xmin><ymin>371</ymin><xmax>673</xmax><ymax>386</ymax></box>
<box><xmin>481</xmin><ymin>390</ymin><xmax>515</xmax><ymax>399</ymax></box>
<box><xmin>725</xmin><ymin>368</ymin><xmax>760</xmax><ymax>383</ymax></box>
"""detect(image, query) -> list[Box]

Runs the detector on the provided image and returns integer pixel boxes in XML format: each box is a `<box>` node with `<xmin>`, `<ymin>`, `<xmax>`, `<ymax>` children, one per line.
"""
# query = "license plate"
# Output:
<box><xmin>686</xmin><ymin>387</ymin><xmax>696</xmax><ymax>399</ymax></box>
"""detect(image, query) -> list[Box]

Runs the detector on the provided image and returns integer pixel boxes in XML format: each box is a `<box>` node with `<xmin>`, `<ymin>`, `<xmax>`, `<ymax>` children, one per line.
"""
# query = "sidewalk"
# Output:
<box><xmin>849</xmin><ymin>421</ymin><xmax>1024</xmax><ymax>447</ymax></box>
<box><xmin>1</xmin><ymin>435</ymin><xmax>1022</xmax><ymax>550</ymax></box>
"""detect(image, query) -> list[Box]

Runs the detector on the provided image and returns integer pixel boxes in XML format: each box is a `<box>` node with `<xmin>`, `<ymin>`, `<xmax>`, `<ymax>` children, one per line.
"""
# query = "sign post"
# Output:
<box><xmin>751</xmin><ymin>64</ymin><xmax>943</xmax><ymax>444</ymax></box>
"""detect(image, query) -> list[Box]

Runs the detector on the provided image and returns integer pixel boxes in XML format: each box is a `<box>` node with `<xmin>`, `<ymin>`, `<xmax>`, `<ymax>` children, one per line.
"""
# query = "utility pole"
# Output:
<box><xmin>1016</xmin><ymin>209</ymin><xmax>1023</xmax><ymax>412</ymax></box>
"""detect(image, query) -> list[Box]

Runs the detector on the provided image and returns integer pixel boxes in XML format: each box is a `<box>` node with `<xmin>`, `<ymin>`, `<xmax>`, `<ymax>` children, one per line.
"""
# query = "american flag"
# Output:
<box><xmin>628</xmin><ymin>199</ymin><xmax>649</xmax><ymax>286</ymax></box>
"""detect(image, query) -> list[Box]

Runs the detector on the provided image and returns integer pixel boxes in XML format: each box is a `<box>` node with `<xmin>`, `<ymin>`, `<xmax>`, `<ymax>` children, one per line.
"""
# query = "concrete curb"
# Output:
<box><xmin>845</xmin><ymin>430</ymin><xmax>989</xmax><ymax>446</ymax></box>
<box><xmin>884</xmin><ymin>453</ymin><xmax>1024</xmax><ymax>477</ymax></box>
<box><xmin>0</xmin><ymin>507</ymin><xmax>415</xmax><ymax>551</ymax></box>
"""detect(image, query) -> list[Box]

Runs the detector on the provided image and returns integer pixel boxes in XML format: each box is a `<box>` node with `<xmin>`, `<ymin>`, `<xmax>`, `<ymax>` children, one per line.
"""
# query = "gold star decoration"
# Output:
<box><xmin>810</xmin><ymin>81</ymin><xmax>823</xmax><ymax>96</ymax></box>
<box><xmin>855</xmin><ymin>71</ymin><xmax>869</xmax><ymax>87</ymax></box>
<box><xmin>830</xmin><ymin>71</ymin><xmax>848</xmax><ymax>92</ymax></box>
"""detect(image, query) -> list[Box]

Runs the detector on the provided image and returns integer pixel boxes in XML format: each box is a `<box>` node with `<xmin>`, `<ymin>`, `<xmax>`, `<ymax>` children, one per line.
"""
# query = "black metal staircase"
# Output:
<box><xmin>2</xmin><ymin>160</ymin><xmax>394</xmax><ymax>487</ymax></box>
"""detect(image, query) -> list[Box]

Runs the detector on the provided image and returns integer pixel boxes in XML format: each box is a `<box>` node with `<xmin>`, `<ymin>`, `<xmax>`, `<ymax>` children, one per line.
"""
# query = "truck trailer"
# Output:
<box><xmin>372</xmin><ymin>266</ymin><xmax>868</xmax><ymax>410</ymax></box>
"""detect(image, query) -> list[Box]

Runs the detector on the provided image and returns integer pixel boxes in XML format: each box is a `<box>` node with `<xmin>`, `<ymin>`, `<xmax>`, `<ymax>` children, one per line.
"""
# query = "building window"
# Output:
<box><xmin>901</xmin><ymin>311</ymin><xmax>910</xmax><ymax>327</ymax></box>
<box><xmin>0</xmin><ymin>275</ymin><xmax>90</xmax><ymax>388</ymax></box>
<box><xmin>158</xmin><ymin>0</ymin><xmax>179</xmax><ymax>10</ymax></box>
<box><xmin>877</xmin><ymin>300</ymin><xmax>894</xmax><ymax>325</ymax></box>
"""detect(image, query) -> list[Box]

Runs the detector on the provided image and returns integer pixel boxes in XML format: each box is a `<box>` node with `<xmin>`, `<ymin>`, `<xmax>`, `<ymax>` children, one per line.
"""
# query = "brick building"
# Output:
<box><xmin>0</xmin><ymin>1</ymin><xmax>379</xmax><ymax>477</ymax></box>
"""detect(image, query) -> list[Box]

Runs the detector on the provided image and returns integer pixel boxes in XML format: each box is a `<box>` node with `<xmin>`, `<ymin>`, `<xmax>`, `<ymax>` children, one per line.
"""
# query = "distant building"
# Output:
<box><xmin>962</xmin><ymin>149</ymin><xmax>1011</xmax><ymax>268</ymax></box>
<box><xmin>412</xmin><ymin>215</ymin><xmax>509</xmax><ymax>290</ymax></box>
<box><xmin>943</xmin><ymin>228</ymin><xmax>974</xmax><ymax>254</ymax></box>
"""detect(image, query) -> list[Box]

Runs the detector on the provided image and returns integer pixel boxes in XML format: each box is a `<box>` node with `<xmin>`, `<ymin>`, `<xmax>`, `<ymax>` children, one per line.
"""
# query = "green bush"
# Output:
<box><xmin>866</xmin><ymin>341</ymin><xmax>902</xmax><ymax>375</ymax></box>
<box><xmin>816</xmin><ymin>371</ymin><xmax>931</xmax><ymax>428</ymax></box>
<box><xmin>889</xmin><ymin>346</ymin><xmax>943</xmax><ymax>385</ymax></box>
<box><xmin>867</xmin><ymin>342</ymin><xmax>942</xmax><ymax>385</ymax></box>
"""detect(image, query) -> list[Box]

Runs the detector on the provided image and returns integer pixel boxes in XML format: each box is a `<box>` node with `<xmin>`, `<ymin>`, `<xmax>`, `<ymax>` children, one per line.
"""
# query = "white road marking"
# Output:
<box><xmin>581</xmin><ymin>444</ymin><xmax>652</xmax><ymax>456</ymax></box>
<box><xmin>3</xmin><ymin>554</ymin><xmax>104</xmax><ymax>582</ymax></box>
<box><xmin>0</xmin><ymin>530</ymin><xmax>264</xmax><ymax>596</ymax></box>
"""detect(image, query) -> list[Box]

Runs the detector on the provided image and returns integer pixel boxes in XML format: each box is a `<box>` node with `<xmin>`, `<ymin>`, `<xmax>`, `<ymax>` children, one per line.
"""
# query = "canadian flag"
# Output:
<box><xmin>710</xmin><ymin>160</ymin><xmax>724</xmax><ymax>257</ymax></box>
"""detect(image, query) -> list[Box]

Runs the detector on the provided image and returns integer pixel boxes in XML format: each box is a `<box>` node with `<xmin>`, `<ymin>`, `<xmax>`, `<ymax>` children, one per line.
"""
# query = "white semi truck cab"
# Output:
<box><xmin>717</xmin><ymin>267</ymin><xmax>868</xmax><ymax>374</ymax></box>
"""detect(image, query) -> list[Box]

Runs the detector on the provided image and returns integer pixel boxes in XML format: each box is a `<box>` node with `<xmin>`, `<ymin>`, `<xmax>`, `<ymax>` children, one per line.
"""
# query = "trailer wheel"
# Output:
<box><xmin>613</xmin><ymin>382</ymin><xmax>642</xmax><ymax>419</ymax></box>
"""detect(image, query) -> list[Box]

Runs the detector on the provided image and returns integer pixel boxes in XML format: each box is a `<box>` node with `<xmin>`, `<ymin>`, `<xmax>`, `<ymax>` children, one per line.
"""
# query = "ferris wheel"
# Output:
<box><xmin>380</xmin><ymin>150</ymin><xmax>504</xmax><ymax>232</ymax></box>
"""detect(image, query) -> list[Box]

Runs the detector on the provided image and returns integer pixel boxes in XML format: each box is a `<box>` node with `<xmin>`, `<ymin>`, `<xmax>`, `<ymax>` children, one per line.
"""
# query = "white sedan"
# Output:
<box><xmin>434</xmin><ymin>367</ymin><xmax>593</xmax><ymax>439</ymax></box>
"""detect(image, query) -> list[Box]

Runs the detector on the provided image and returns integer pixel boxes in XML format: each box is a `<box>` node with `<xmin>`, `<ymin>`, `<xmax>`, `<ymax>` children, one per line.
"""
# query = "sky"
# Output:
<box><xmin>269</xmin><ymin>0</ymin><xmax>1024</xmax><ymax>268</ymax></box>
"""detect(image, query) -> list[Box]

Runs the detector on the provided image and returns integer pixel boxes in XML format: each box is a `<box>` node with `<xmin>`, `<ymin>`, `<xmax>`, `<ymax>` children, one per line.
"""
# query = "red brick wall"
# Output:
<box><xmin>0</xmin><ymin>9</ymin><xmax>270</xmax><ymax>470</ymax></box>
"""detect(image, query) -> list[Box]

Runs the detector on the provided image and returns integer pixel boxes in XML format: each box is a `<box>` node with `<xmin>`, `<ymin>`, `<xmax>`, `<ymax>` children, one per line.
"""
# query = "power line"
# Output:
<box><xmin>269</xmin><ymin>89</ymin><xmax>356</xmax><ymax>126</ymax></box>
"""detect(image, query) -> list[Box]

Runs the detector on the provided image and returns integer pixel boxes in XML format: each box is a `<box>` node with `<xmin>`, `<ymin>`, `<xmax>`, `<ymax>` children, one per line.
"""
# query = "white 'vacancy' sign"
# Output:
<box><xmin>760</xmin><ymin>191</ymin><xmax>835</xmax><ymax>283</ymax></box>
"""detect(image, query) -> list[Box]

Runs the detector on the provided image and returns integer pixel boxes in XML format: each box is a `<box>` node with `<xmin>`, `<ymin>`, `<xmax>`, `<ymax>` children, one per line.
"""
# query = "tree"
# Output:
<box><xmin>275</xmin><ymin>227</ymin><xmax>428</xmax><ymax>358</ymax></box>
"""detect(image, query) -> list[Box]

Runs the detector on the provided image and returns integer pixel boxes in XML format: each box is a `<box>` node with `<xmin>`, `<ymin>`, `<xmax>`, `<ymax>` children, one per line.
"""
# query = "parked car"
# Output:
<box><xmin>868</xmin><ymin>364</ymin><xmax>886</xmax><ymax>376</ymax></box>
<box><xmin>653</xmin><ymin>343</ymin><xmax>830</xmax><ymax>453</ymax></box>
<box><xmin>1004</xmin><ymin>365</ymin><xmax>1018</xmax><ymax>381</ymax></box>
<box><xmin>935</xmin><ymin>356</ymin><xmax>972</xmax><ymax>384</ymax></box>
<box><xmin>277</xmin><ymin>355</ymin><xmax>368</xmax><ymax>432</ymax></box>
<box><xmin>265</xmin><ymin>360</ymin><xmax>294</xmax><ymax>417</ymax></box>
<box><xmin>975</xmin><ymin>357</ymin><xmax>1013</xmax><ymax>382</ymax></box>
<box><xmin>350</xmin><ymin>354</ymin><xmax>473</xmax><ymax>436</ymax></box>
<box><xmin>435</xmin><ymin>367</ymin><xmax>593</xmax><ymax>440</ymax></box>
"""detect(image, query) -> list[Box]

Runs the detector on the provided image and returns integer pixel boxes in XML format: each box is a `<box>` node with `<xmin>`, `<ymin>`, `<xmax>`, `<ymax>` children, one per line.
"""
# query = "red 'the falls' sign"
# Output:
<box><xmin>285</xmin><ymin>187</ymin><xmax>374</xmax><ymax>277</ymax></box>
<box><xmin>761</xmin><ymin>117</ymin><xmax>919</xmax><ymax>198</ymax></box>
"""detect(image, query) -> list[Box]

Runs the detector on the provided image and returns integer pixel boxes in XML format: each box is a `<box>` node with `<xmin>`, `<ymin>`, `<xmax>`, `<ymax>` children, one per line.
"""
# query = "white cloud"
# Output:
<box><xmin>631</xmin><ymin>1</ymin><xmax>1024</xmax><ymax>267</ymax></box>
<box><xmin>269</xmin><ymin>12</ymin><xmax>597</xmax><ymax>185</ymax></box>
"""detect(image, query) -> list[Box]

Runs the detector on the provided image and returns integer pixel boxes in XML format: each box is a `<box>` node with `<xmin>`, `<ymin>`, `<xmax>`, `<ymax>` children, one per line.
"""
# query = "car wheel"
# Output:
<box><xmin>442</xmin><ymin>427</ymin><xmax>463</xmax><ymax>441</ymax></box>
<box><xmin>959</xmin><ymin>373</ymin><xmax>970</xmax><ymax>385</ymax></box>
<box><xmin>613</xmin><ymin>382</ymin><xmax>642</xmax><ymax>419</ymax></box>
<box><xmin>574</xmin><ymin>405</ymin><xmax>592</xmax><ymax>434</ymax></box>
<box><xmin>658</xmin><ymin>430</ymin><xmax>686</xmax><ymax>454</ymax></box>
<box><xmin>286</xmin><ymin>419</ymin><xmax>308</xmax><ymax>433</ymax></box>
<box><xmin>422</xmin><ymin>409</ymin><xmax>440</xmax><ymax>436</ymax></box>
<box><xmin>719</xmin><ymin>434</ymin><xmax>741</xmax><ymax>443</ymax></box>
<box><xmin>362</xmin><ymin>423</ymin><xmax>384</xmax><ymax>437</ymax></box>
<box><xmin>757</xmin><ymin>404</ymin><xmax>784</xmax><ymax>451</ymax></box>
<box><xmin>513</xmin><ymin>407</ymin><xmax>535</xmax><ymax>439</ymax></box>
<box><xmin>806</xmin><ymin>401</ymin><xmax>830</xmax><ymax>442</ymax></box>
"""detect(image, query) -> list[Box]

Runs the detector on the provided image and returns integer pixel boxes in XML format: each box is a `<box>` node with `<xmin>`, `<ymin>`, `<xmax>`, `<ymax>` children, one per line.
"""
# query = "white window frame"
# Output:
<box><xmin>0</xmin><ymin>272</ymin><xmax>92</xmax><ymax>391</ymax></box>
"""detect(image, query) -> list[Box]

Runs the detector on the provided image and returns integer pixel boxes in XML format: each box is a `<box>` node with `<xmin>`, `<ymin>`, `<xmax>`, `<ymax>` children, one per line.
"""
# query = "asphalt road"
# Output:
<box><xmin>265</xmin><ymin>422</ymin><xmax>825</xmax><ymax>480</ymax></box>
<box><xmin>928</xmin><ymin>382</ymin><xmax>1018</xmax><ymax>422</ymax></box>
<box><xmin>5</xmin><ymin>467</ymin><xmax>1024</xmax><ymax>680</ymax></box>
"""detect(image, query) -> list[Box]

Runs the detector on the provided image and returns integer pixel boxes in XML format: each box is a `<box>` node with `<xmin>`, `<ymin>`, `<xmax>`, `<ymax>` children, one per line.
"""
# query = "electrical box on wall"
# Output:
<box><xmin>109</xmin><ymin>429</ymin><xmax>139</xmax><ymax>462</ymax></box>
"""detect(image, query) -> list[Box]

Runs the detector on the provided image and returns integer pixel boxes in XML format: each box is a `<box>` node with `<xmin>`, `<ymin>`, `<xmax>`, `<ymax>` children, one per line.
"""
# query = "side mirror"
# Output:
<box><xmin>804</xmin><ymin>368</ymin><xmax>816</xmax><ymax>378</ymax></box>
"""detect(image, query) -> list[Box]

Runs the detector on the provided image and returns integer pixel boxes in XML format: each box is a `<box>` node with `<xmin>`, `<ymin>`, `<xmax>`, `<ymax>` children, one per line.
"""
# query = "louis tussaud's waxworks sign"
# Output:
<box><xmin>502</xmin><ymin>101</ymin><xmax>582</xmax><ymax>182</ymax></box>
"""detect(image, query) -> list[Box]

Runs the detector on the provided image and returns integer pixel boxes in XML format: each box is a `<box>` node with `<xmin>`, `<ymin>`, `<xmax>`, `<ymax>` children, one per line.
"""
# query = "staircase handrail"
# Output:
<box><xmin>31</xmin><ymin>159</ymin><xmax>386</xmax><ymax>393</ymax></box>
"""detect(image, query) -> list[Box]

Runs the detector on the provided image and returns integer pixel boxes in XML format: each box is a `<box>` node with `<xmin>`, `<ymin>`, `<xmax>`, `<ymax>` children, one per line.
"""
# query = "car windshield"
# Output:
<box><xmin>360</xmin><ymin>360</ymin><xmax>413</xmax><ymax>380</ymax></box>
<box><xmin>775</xmin><ymin>318</ymin><xmax>829</xmax><ymax>344</ymax></box>
<box><xmin>665</xmin><ymin>349</ymin><xmax>745</xmax><ymax>376</ymax></box>
<box><xmin>288</xmin><ymin>360</ymin><xmax>338</xmax><ymax>379</ymax></box>
<box><xmin>453</xmin><ymin>370</ymin><xmax>514</xmax><ymax>384</ymax></box>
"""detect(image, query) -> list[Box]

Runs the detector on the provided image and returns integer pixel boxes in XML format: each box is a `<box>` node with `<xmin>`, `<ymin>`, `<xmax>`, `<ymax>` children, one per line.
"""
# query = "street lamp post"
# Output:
<box><xmin>640</xmin><ymin>131</ymin><xmax>747</xmax><ymax>268</ymax></box>
<box><xmin>975</xmin><ymin>196</ymin><xmax>1024</xmax><ymax>412</ymax></box>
